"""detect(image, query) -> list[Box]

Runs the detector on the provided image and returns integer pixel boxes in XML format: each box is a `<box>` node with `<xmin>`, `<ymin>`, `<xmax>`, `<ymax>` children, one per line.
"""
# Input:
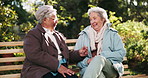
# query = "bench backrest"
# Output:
<box><xmin>0</xmin><ymin>39</ymin><xmax>129</xmax><ymax>78</ymax></box>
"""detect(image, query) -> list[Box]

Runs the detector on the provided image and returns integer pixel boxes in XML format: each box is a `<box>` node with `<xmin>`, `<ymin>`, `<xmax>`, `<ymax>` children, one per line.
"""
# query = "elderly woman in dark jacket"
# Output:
<box><xmin>21</xmin><ymin>5</ymin><xmax>88</xmax><ymax>78</ymax></box>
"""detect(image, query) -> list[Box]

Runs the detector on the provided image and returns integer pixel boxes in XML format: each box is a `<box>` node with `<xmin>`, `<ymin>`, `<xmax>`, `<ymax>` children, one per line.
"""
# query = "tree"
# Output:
<box><xmin>0</xmin><ymin>0</ymin><xmax>36</xmax><ymax>41</ymax></box>
<box><xmin>98</xmin><ymin>0</ymin><xmax>147</xmax><ymax>24</ymax></box>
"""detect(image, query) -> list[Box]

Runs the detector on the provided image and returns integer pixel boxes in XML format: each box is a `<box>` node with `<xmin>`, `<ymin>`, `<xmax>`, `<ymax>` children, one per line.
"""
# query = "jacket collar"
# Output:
<box><xmin>35</xmin><ymin>23</ymin><xmax>46</xmax><ymax>34</ymax></box>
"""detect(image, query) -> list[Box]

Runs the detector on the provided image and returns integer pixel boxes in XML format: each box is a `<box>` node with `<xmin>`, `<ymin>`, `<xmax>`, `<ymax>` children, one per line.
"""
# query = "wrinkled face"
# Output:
<box><xmin>89</xmin><ymin>12</ymin><xmax>105</xmax><ymax>32</ymax></box>
<box><xmin>44</xmin><ymin>14</ymin><xmax>58</xmax><ymax>28</ymax></box>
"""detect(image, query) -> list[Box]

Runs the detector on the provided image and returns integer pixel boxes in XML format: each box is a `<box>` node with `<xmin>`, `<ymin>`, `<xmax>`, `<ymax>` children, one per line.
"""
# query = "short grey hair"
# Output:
<box><xmin>35</xmin><ymin>5</ymin><xmax>57</xmax><ymax>23</ymax></box>
<box><xmin>87</xmin><ymin>7</ymin><xmax>109</xmax><ymax>22</ymax></box>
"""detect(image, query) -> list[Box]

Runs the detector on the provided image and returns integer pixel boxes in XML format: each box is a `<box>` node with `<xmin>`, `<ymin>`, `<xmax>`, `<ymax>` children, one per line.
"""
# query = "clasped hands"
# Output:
<box><xmin>78</xmin><ymin>46</ymin><xmax>88</xmax><ymax>57</ymax></box>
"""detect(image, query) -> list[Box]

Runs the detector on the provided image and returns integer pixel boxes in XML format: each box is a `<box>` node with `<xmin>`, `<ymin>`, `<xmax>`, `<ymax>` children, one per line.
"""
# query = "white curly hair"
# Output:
<box><xmin>35</xmin><ymin>5</ymin><xmax>57</xmax><ymax>23</ymax></box>
<box><xmin>87</xmin><ymin>7</ymin><xmax>109</xmax><ymax>23</ymax></box>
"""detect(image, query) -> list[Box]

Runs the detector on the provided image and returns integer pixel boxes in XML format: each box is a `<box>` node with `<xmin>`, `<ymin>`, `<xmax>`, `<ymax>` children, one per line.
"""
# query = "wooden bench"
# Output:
<box><xmin>0</xmin><ymin>39</ymin><xmax>147</xmax><ymax>78</ymax></box>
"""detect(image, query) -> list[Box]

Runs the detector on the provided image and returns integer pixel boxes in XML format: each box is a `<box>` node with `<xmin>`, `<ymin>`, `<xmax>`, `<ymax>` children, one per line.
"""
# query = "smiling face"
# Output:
<box><xmin>89</xmin><ymin>12</ymin><xmax>105</xmax><ymax>32</ymax></box>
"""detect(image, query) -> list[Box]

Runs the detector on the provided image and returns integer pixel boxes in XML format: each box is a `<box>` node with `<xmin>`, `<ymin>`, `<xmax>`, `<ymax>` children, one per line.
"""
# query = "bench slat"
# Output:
<box><xmin>123</xmin><ymin>71</ymin><xmax>131</xmax><ymax>75</ymax></box>
<box><xmin>68</xmin><ymin>46</ymin><xmax>75</xmax><ymax>50</ymax></box>
<box><xmin>0</xmin><ymin>39</ymin><xmax>77</xmax><ymax>47</ymax></box>
<box><xmin>0</xmin><ymin>49</ymin><xmax>24</xmax><ymax>54</ymax></box>
<box><xmin>0</xmin><ymin>74</ymin><xmax>20</xmax><ymax>78</ymax></box>
<box><xmin>122</xmin><ymin>74</ymin><xmax>148</xmax><ymax>78</ymax></box>
<box><xmin>0</xmin><ymin>65</ymin><xmax>23</xmax><ymax>71</ymax></box>
<box><xmin>65</xmin><ymin>39</ymin><xmax>77</xmax><ymax>43</ymax></box>
<box><xmin>0</xmin><ymin>57</ymin><xmax>25</xmax><ymax>63</ymax></box>
<box><xmin>0</xmin><ymin>41</ymin><xmax>23</xmax><ymax>47</ymax></box>
<box><xmin>124</xmin><ymin>65</ymin><xmax>128</xmax><ymax>69</ymax></box>
<box><xmin>123</xmin><ymin>57</ymin><xmax>127</xmax><ymax>61</ymax></box>
<box><xmin>0</xmin><ymin>46</ymin><xmax>74</xmax><ymax>54</ymax></box>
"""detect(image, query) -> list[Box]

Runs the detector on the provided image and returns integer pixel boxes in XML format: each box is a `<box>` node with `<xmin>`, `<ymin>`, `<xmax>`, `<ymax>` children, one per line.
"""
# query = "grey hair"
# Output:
<box><xmin>35</xmin><ymin>5</ymin><xmax>57</xmax><ymax>23</ymax></box>
<box><xmin>87</xmin><ymin>7</ymin><xmax>109</xmax><ymax>23</ymax></box>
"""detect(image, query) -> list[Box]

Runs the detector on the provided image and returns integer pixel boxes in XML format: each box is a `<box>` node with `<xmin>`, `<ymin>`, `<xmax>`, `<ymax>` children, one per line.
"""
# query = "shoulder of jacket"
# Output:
<box><xmin>109</xmin><ymin>28</ymin><xmax>118</xmax><ymax>33</ymax></box>
<box><xmin>28</xmin><ymin>28</ymin><xmax>39</xmax><ymax>34</ymax></box>
<box><xmin>27</xmin><ymin>28</ymin><xmax>43</xmax><ymax>38</ymax></box>
<box><xmin>79</xmin><ymin>26</ymin><xmax>90</xmax><ymax>35</ymax></box>
<box><xmin>27</xmin><ymin>28</ymin><xmax>35</xmax><ymax>34</ymax></box>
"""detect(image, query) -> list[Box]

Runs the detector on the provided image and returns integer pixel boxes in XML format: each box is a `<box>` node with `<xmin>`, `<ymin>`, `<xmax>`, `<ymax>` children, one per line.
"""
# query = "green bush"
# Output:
<box><xmin>115</xmin><ymin>20</ymin><xmax>148</xmax><ymax>74</ymax></box>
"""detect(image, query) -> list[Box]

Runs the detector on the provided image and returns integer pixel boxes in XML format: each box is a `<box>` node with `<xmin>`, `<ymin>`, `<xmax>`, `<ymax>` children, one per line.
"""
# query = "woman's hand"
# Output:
<box><xmin>58</xmin><ymin>65</ymin><xmax>75</xmax><ymax>77</ymax></box>
<box><xmin>79</xmin><ymin>46</ymin><xmax>88</xmax><ymax>57</ymax></box>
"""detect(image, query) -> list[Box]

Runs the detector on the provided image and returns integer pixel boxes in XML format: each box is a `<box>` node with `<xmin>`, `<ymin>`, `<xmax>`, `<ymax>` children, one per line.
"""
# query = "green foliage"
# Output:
<box><xmin>20</xmin><ymin>22</ymin><xmax>34</xmax><ymax>33</ymax></box>
<box><xmin>0</xmin><ymin>0</ymin><xmax>36</xmax><ymax>41</ymax></box>
<box><xmin>0</xmin><ymin>5</ymin><xmax>20</xmax><ymax>42</ymax></box>
<box><xmin>109</xmin><ymin>11</ymin><xmax>122</xmax><ymax>27</ymax></box>
<box><xmin>115</xmin><ymin>20</ymin><xmax>148</xmax><ymax>74</ymax></box>
<box><xmin>108</xmin><ymin>12</ymin><xmax>148</xmax><ymax>74</ymax></box>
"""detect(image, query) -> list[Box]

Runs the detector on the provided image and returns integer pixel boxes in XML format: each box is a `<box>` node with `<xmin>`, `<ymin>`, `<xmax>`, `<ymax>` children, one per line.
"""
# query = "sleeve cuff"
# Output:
<box><xmin>57</xmin><ymin>62</ymin><xmax>61</xmax><ymax>70</ymax></box>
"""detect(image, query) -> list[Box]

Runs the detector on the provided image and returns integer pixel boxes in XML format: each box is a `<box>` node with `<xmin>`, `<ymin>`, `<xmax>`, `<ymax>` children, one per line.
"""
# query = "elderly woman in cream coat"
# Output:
<box><xmin>21</xmin><ymin>5</ymin><xmax>88</xmax><ymax>78</ymax></box>
<box><xmin>74</xmin><ymin>7</ymin><xmax>126</xmax><ymax>78</ymax></box>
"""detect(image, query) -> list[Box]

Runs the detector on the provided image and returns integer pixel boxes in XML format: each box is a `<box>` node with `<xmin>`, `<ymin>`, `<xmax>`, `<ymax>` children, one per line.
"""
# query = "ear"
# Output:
<box><xmin>102</xmin><ymin>18</ymin><xmax>106</xmax><ymax>23</ymax></box>
<box><xmin>103</xmin><ymin>18</ymin><xmax>105</xmax><ymax>21</ymax></box>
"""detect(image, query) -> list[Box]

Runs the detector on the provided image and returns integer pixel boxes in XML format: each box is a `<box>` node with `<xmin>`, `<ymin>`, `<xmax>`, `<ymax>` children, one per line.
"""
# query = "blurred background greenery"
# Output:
<box><xmin>0</xmin><ymin>0</ymin><xmax>147</xmax><ymax>75</ymax></box>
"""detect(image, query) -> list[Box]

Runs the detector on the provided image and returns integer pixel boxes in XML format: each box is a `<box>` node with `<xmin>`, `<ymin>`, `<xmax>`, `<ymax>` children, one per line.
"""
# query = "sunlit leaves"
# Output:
<box><xmin>109</xmin><ymin>11</ymin><xmax>122</xmax><ymax>27</ymax></box>
<box><xmin>82</xmin><ymin>13</ymin><xmax>88</xmax><ymax>18</ymax></box>
<box><xmin>0</xmin><ymin>5</ymin><xmax>20</xmax><ymax>42</ymax></box>
<box><xmin>88</xmin><ymin>4</ymin><xmax>97</xmax><ymax>8</ymax></box>
<box><xmin>59</xmin><ymin>6</ymin><xmax>66</xmax><ymax>11</ymax></box>
<box><xmin>20</xmin><ymin>22</ymin><xmax>34</xmax><ymax>33</ymax></box>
